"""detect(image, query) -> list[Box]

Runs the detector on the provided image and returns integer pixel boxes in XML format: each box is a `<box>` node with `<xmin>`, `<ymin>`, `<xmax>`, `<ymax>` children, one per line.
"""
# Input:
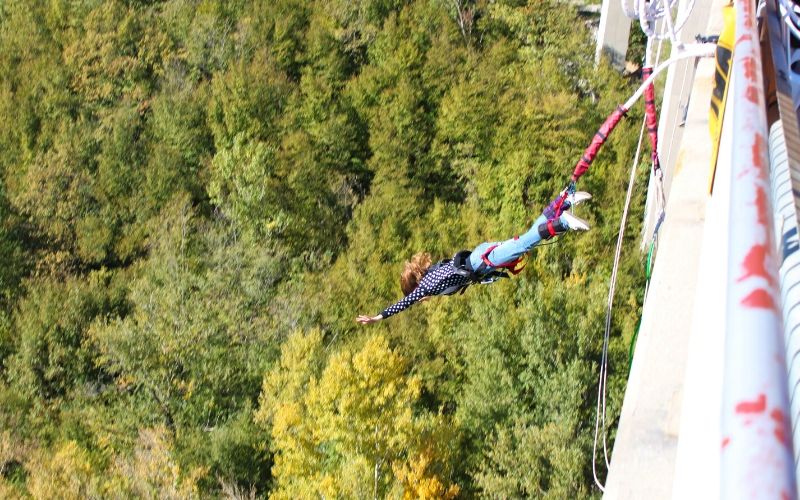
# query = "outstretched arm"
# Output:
<box><xmin>356</xmin><ymin>286</ymin><xmax>429</xmax><ymax>325</ymax></box>
<box><xmin>356</xmin><ymin>314</ymin><xmax>383</xmax><ymax>324</ymax></box>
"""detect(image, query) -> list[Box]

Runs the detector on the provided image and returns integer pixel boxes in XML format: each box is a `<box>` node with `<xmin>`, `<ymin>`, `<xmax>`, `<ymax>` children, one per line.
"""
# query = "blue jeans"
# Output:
<box><xmin>468</xmin><ymin>214</ymin><xmax>553</xmax><ymax>272</ymax></box>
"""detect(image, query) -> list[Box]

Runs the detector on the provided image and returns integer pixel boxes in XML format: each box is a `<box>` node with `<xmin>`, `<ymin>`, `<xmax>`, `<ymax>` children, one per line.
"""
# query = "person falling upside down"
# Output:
<box><xmin>356</xmin><ymin>190</ymin><xmax>592</xmax><ymax>324</ymax></box>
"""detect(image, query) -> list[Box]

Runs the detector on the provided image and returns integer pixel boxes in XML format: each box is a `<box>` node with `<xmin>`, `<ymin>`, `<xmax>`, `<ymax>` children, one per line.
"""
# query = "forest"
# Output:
<box><xmin>0</xmin><ymin>0</ymin><xmax>650</xmax><ymax>497</ymax></box>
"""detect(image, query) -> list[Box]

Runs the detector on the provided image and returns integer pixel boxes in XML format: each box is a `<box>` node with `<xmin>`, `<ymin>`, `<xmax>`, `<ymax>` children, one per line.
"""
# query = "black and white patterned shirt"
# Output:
<box><xmin>379</xmin><ymin>261</ymin><xmax>472</xmax><ymax>319</ymax></box>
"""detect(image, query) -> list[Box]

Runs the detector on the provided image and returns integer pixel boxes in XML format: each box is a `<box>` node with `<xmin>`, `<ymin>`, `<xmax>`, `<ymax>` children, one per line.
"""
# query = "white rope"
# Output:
<box><xmin>623</xmin><ymin>43</ymin><xmax>716</xmax><ymax>110</ymax></box>
<box><xmin>591</xmin><ymin>102</ymin><xmax>647</xmax><ymax>493</ymax></box>
<box><xmin>778</xmin><ymin>0</ymin><xmax>800</xmax><ymax>72</ymax></box>
<box><xmin>673</xmin><ymin>0</ymin><xmax>699</xmax><ymax>34</ymax></box>
<box><xmin>638</xmin><ymin>28</ymin><xmax>668</xmax><ymax>253</ymax></box>
<box><xmin>779</xmin><ymin>0</ymin><xmax>800</xmax><ymax>36</ymax></box>
<box><xmin>592</xmin><ymin>25</ymin><xmax>672</xmax><ymax>492</ymax></box>
<box><xmin>588</xmin><ymin>7</ymin><xmax>716</xmax><ymax>490</ymax></box>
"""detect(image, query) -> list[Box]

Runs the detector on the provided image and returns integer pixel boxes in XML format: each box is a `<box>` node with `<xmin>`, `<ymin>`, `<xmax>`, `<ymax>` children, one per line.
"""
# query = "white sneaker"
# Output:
<box><xmin>569</xmin><ymin>191</ymin><xmax>592</xmax><ymax>206</ymax></box>
<box><xmin>561</xmin><ymin>211</ymin><xmax>591</xmax><ymax>231</ymax></box>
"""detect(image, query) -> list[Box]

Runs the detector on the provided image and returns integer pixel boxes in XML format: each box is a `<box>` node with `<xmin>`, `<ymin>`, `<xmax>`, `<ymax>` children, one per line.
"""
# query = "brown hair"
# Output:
<box><xmin>400</xmin><ymin>252</ymin><xmax>432</xmax><ymax>295</ymax></box>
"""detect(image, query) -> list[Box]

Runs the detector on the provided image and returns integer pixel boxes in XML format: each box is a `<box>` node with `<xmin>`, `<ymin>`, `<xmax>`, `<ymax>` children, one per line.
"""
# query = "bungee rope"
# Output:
<box><xmin>536</xmin><ymin>4</ymin><xmax>715</xmax><ymax>489</ymax></box>
<box><xmin>560</xmin><ymin>26</ymin><xmax>715</xmax><ymax>492</ymax></box>
<box><xmin>548</xmin><ymin>43</ymin><xmax>714</xmax><ymax>223</ymax></box>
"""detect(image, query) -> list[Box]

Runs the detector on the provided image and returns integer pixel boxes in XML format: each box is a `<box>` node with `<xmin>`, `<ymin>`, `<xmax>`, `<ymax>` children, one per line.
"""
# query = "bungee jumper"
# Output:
<box><xmin>354</xmin><ymin>37</ymin><xmax>717</xmax><ymax>326</ymax></box>
<box><xmin>355</xmin><ymin>190</ymin><xmax>592</xmax><ymax>324</ymax></box>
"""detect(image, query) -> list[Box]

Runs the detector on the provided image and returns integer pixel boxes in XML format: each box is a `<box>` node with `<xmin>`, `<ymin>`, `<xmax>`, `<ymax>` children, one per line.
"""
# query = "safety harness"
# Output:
<box><xmin>426</xmin><ymin>248</ymin><xmax>525</xmax><ymax>296</ymax></box>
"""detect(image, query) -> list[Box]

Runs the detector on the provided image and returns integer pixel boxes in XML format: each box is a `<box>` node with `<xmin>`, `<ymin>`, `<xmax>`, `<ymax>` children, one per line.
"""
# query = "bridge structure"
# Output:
<box><xmin>594</xmin><ymin>0</ymin><xmax>800</xmax><ymax>497</ymax></box>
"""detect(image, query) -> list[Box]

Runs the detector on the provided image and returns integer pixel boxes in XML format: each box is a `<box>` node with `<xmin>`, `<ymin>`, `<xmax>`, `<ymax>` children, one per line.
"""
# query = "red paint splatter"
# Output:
<box><xmin>743</xmin><ymin>57</ymin><xmax>757</xmax><ymax>82</ymax></box>
<box><xmin>775</xmin><ymin>428</ymin><xmax>788</xmax><ymax>445</ymax></box>
<box><xmin>755</xmin><ymin>187</ymin><xmax>769</xmax><ymax>226</ymax></box>
<box><xmin>782</xmin><ymin>490</ymin><xmax>791</xmax><ymax>500</ymax></box>
<box><xmin>722</xmin><ymin>437</ymin><xmax>731</xmax><ymax>449</ymax></box>
<box><xmin>745</xmin><ymin>85</ymin><xmax>759</xmax><ymax>104</ymax></box>
<box><xmin>736</xmin><ymin>394</ymin><xmax>766</xmax><ymax>414</ymax></box>
<box><xmin>737</xmin><ymin>34</ymin><xmax>753</xmax><ymax>45</ymax></box>
<box><xmin>737</xmin><ymin>244</ymin><xmax>775</xmax><ymax>285</ymax></box>
<box><xmin>771</xmin><ymin>409</ymin><xmax>792</xmax><ymax>448</ymax></box>
<box><xmin>753</xmin><ymin>134</ymin><xmax>767</xmax><ymax>173</ymax></box>
<box><xmin>741</xmin><ymin>289</ymin><xmax>777</xmax><ymax>310</ymax></box>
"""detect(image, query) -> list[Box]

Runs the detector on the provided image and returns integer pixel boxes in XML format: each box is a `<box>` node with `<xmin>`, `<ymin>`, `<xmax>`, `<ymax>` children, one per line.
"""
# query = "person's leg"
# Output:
<box><xmin>481</xmin><ymin>214</ymin><xmax>548</xmax><ymax>267</ymax></box>
<box><xmin>484</xmin><ymin>211</ymin><xmax>590</xmax><ymax>266</ymax></box>
<box><xmin>468</xmin><ymin>241</ymin><xmax>499</xmax><ymax>271</ymax></box>
<box><xmin>469</xmin><ymin>191</ymin><xmax>593</xmax><ymax>270</ymax></box>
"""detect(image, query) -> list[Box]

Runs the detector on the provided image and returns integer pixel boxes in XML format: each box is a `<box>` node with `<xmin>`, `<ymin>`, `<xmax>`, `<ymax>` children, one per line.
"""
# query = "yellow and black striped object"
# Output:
<box><xmin>709</xmin><ymin>1</ymin><xmax>735</xmax><ymax>193</ymax></box>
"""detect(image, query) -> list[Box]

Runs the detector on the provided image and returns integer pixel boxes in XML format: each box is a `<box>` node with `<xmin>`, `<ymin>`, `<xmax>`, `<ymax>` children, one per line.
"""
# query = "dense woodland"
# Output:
<box><xmin>0</xmin><ymin>0</ymin><xmax>651</xmax><ymax>497</ymax></box>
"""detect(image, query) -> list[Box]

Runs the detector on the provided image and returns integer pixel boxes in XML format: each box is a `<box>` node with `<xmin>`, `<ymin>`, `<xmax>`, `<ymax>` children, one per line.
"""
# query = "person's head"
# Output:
<box><xmin>400</xmin><ymin>252</ymin><xmax>432</xmax><ymax>295</ymax></box>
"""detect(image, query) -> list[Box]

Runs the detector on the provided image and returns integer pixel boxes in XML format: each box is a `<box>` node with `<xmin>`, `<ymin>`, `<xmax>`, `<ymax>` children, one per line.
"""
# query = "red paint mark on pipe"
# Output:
<box><xmin>755</xmin><ymin>187</ymin><xmax>769</xmax><ymax>226</ymax></box>
<box><xmin>737</xmin><ymin>34</ymin><xmax>752</xmax><ymax>45</ymax></box>
<box><xmin>753</xmin><ymin>134</ymin><xmax>766</xmax><ymax>172</ymax></box>
<box><xmin>745</xmin><ymin>85</ymin><xmax>759</xmax><ymax>104</ymax></box>
<box><xmin>771</xmin><ymin>408</ymin><xmax>792</xmax><ymax>448</ymax></box>
<box><xmin>782</xmin><ymin>490</ymin><xmax>790</xmax><ymax>500</ymax></box>
<box><xmin>736</xmin><ymin>394</ymin><xmax>767</xmax><ymax>413</ymax></box>
<box><xmin>737</xmin><ymin>245</ymin><xmax>775</xmax><ymax>285</ymax></box>
<box><xmin>775</xmin><ymin>428</ymin><xmax>789</xmax><ymax>446</ymax></box>
<box><xmin>722</xmin><ymin>437</ymin><xmax>731</xmax><ymax>449</ymax></box>
<box><xmin>741</xmin><ymin>289</ymin><xmax>777</xmax><ymax>310</ymax></box>
<box><xmin>743</xmin><ymin>57</ymin><xmax>757</xmax><ymax>82</ymax></box>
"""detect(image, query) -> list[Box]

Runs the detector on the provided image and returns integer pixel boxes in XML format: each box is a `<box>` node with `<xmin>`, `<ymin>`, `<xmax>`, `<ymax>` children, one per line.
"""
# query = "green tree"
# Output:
<box><xmin>5</xmin><ymin>271</ymin><xmax>124</xmax><ymax>405</ymax></box>
<box><xmin>91</xmin><ymin>198</ymin><xmax>279</xmax><ymax>434</ymax></box>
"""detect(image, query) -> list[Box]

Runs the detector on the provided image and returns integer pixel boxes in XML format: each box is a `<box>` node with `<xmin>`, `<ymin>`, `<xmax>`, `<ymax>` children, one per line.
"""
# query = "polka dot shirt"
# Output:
<box><xmin>379</xmin><ymin>261</ymin><xmax>472</xmax><ymax>319</ymax></box>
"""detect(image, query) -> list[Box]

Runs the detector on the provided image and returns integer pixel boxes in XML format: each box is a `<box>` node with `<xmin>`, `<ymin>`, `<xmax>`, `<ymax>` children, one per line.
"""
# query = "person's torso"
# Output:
<box><xmin>420</xmin><ymin>261</ymin><xmax>473</xmax><ymax>296</ymax></box>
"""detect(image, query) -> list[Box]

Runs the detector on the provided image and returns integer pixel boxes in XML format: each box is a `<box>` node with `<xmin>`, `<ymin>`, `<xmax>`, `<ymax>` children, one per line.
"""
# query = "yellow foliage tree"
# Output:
<box><xmin>255</xmin><ymin>328</ymin><xmax>327</xmax><ymax>497</ymax></box>
<box><xmin>25</xmin><ymin>441</ymin><xmax>100</xmax><ymax>500</ymax></box>
<box><xmin>257</xmin><ymin>332</ymin><xmax>459</xmax><ymax>498</ymax></box>
<box><xmin>393</xmin><ymin>449</ymin><xmax>460</xmax><ymax>500</ymax></box>
<box><xmin>307</xmin><ymin>334</ymin><xmax>421</xmax><ymax>498</ymax></box>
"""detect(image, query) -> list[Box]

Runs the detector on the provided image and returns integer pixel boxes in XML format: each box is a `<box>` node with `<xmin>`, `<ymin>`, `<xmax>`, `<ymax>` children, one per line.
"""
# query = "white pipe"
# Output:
<box><xmin>720</xmin><ymin>0</ymin><xmax>796</xmax><ymax>497</ymax></box>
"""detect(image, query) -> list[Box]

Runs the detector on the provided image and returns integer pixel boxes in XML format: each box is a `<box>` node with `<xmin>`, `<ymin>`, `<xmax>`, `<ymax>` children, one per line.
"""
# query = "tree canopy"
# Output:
<box><xmin>0</xmin><ymin>0</ymin><xmax>648</xmax><ymax>497</ymax></box>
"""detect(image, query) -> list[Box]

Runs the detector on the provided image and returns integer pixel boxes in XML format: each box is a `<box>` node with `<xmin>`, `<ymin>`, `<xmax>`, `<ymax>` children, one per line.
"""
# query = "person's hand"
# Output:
<box><xmin>356</xmin><ymin>314</ymin><xmax>383</xmax><ymax>325</ymax></box>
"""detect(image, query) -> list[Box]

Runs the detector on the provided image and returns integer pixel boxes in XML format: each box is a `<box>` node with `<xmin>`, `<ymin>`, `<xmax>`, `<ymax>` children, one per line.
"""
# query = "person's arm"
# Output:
<box><xmin>356</xmin><ymin>286</ymin><xmax>428</xmax><ymax>325</ymax></box>
<box><xmin>356</xmin><ymin>314</ymin><xmax>383</xmax><ymax>324</ymax></box>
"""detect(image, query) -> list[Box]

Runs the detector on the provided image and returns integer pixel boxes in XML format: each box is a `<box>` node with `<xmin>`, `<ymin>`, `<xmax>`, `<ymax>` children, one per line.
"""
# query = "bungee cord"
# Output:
<box><xmin>532</xmin><ymin>0</ymin><xmax>714</xmax><ymax>490</ymax></box>
<box><xmin>574</xmin><ymin>8</ymin><xmax>715</xmax><ymax>489</ymax></box>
